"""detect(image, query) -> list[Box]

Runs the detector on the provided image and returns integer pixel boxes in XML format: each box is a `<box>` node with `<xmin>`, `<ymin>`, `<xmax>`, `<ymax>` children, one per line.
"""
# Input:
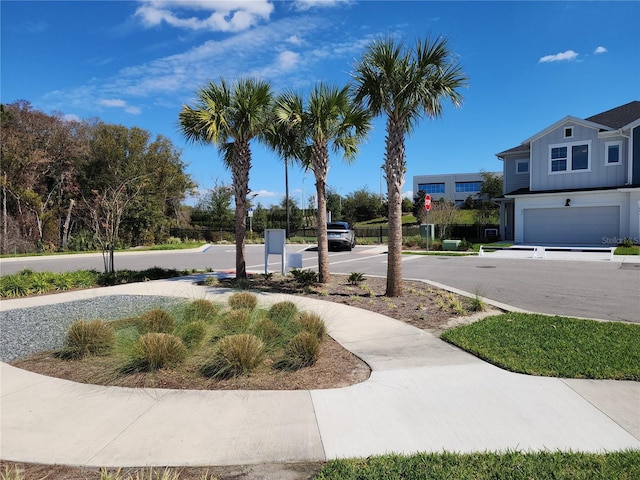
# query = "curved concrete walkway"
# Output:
<box><xmin>1</xmin><ymin>278</ymin><xmax>638</xmax><ymax>468</ymax></box>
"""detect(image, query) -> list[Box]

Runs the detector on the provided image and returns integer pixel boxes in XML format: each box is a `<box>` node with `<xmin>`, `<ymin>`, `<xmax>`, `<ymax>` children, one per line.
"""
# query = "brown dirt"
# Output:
<box><xmin>5</xmin><ymin>274</ymin><xmax>490</xmax><ymax>480</ymax></box>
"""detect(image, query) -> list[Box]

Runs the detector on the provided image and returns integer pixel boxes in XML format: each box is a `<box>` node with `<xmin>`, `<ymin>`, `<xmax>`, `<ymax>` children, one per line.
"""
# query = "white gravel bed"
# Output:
<box><xmin>0</xmin><ymin>295</ymin><xmax>183</xmax><ymax>362</ymax></box>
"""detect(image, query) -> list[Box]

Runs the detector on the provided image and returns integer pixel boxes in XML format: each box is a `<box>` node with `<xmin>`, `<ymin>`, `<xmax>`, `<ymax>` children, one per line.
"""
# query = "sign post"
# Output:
<box><xmin>424</xmin><ymin>194</ymin><xmax>432</xmax><ymax>252</ymax></box>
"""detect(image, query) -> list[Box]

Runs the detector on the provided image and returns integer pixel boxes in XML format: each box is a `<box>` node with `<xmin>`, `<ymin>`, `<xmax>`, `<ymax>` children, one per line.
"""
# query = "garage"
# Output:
<box><xmin>523</xmin><ymin>206</ymin><xmax>620</xmax><ymax>244</ymax></box>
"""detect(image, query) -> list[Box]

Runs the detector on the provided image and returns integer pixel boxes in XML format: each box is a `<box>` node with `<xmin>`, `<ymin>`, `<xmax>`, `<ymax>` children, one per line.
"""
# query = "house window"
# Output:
<box><xmin>516</xmin><ymin>160</ymin><xmax>529</xmax><ymax>174</ymax></box>
<box><xmin>564</xmin><ymin>127</ymin><xmax>573</xmax><ymax>138</ymax></box>
<box><xmin>605</xmin><ymin>141</ymin><xmax>622</xmax><ymax>165</ymax></box>
<box><xmin>571</xmin><ymin>144</ymin><xmax>589</xmax><ymax>170</ymax></box>
<box><xmin>455</xmin><ymin>181</ymin><xmax>482</xmax><ymax>193</ymax></box>
<box><xmin>418</xmin><ymin>183</ymin><xmax>445</xmax><ymax>194</ymax></box>
<box><xmin>551</xmin><ymin>146</ymin><xmax>567</xmax><ymax>172</ymax></box>
<box><xmin>549</xmin><ymin>141</ymin><xmax>591</xmax><ymax>173</ymax></box>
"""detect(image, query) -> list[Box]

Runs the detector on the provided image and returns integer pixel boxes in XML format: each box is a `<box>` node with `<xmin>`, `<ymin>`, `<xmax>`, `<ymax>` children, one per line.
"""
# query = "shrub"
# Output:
<box><xmin>290</xmin><ymin>268</ymin><xmax>318</xmax><ymax>286</ymax></box>
<box><xmin>296</xmin><ymin>312</ymin><xmax>327</xmax><ymax>340</ymax></box>
<box><xmin>182</xmin><ymin>299</ymin><xmax>221</xmax><ymax>323</ymax></box>
<box><xmin>174</xmin><ymin>320</ymin><xmax>208</xmax><ymax>349</ymax></box>
<box><xmin>139</xmin><ymin>308</ymin><xmax>175</xmax><ymax>333</ymax></box>
<box><xmin>59</xmin><ymin>319</ymin><xmax>115</xmax><ymax>359</ymax></box>
<box><xmin>278</xmin><ymin>331</ymin><xmax>320</xmax><ymax>370</ymax></box>
<box><xmin>228</xmin><ymin>292</ymin><xmax>258</xmax><ymax>310</ymax></box>
<box><xmin>126</xmin><ymin>333</ymin><xmax>187</xmax><ymax>372</ymax></box>
<box><xmin>200</xmin><ymin>334</ymin><xmax>265</xmax><ymax>379</ymax></box>
<box><xmin>347</xmin><ymin>272</ymin><xmax>365</xmax><ymax>285</ymax></box>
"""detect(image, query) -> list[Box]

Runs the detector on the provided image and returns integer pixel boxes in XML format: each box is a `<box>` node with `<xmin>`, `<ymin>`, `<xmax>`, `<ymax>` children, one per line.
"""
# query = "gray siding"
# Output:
<box><xmin>503</xmin><ymin>156</ymin><xmax>530</xmax><ymax>194</ymax></box>
<box><xmin>531</xmin><ymin>122</ymin><xmax>627</xmax><ymax>191</ymax></box>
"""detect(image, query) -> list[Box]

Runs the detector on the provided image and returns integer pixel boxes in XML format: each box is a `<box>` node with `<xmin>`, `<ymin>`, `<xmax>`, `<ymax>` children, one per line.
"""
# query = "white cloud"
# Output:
<box><xmin>135</xmin><ymin>0</ymin><xmax>274</xmax><ymax>32</ymax></box>
<box><xmin>63</xmin><ymin>113</ymin><xmax>81</xmax><ymax>122</ymax></box>
<box><xmin>403</xmin><ymin>190</ymin><xmax>413</xmax><ymax>200</ymax></box>
<box><xmin>41</xmin><ymin>13</ymin><xmax>370</xmax><ymax>117</ymax></box>
<box><xmin>594</xmin><ymin>46</ymin><xmax>607</xmax><ymax>54</ymax></box>
<box><xmin>99</xmin><ymin>98</ymin><xmax>127</xmax><ymax>107</ymax></box>
<box><xmin>286</xmin><ymin>35</ymin><xmax>303</xmax><ymax>45</ymax></box>
<box><xmin>293</xmin><ymin>0</ymin><xmax>353</xmax><ymax>12</ymax></box>
<box><xmin>538</xmin><ymin>50</ymin><xmax>579</xmax><ymax>63</ymax></box>
<box><xmin>98</xmin><ymin>98</ymin><xmax>141</xmax><ymax>115</ymax></box>
<box><xmin>276</xmin><ymin>50</ymin><xmax>300</xmax><ymax>70</ymax></box>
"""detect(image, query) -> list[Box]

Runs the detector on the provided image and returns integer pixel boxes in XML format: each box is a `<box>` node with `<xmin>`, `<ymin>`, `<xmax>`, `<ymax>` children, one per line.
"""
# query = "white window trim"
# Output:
<box><xmin>564</xmin><ymin>126</ymin><xmax>574</xmax><ymax>139</ymax></box>
<box><xmin>548</xmin><ymin>140</ymin><xmax>592</xmax><ymax>174</ymax></box>
<box><xmin>515</xmin><ymin>160</ymin><xmax>529</xmax><ymax>174</ymax></box>
<box><xmin>605</xmin><ymin>140</ymin><xmax>623</xmax><ymax>166</ymax></box>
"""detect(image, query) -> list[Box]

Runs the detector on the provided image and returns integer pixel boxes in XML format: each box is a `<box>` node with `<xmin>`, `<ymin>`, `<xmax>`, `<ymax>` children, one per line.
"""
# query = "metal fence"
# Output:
<box><xmin>171</xmin><ymin>224</ymin><xmax>500</xmax><ymax>243</ymax></box>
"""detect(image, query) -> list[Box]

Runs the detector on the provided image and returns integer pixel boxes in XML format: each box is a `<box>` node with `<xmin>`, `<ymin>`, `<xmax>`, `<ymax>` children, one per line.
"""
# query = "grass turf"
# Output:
<box><xmin>315</xmin><ymin>450</ymin><xmax>640</xmax><ymax>480</ymax></box>
<box><xmin>441</xmin><ymin>313</ymin><xmax>640</xmax><ymax>380</ymax></box>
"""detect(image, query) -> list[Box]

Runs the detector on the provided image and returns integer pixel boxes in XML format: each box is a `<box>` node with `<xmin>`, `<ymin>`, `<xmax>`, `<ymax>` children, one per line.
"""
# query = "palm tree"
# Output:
<box><xmin>179</xmin><ymin>78</ymin><xmax>274</xmax><ymax>279</ymax></box>
<box><xmin>274</xmin><ymin>83</ymin><xmax>371</xmax><ymax>283</ymax></box>
<box><xmin>351</xmin><ymin>36</ymin><xmax>468</xmax><ymax>296</ymax></box>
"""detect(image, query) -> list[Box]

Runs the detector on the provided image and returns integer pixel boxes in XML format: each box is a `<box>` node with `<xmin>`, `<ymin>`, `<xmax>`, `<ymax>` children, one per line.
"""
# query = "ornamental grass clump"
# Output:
<box><xmin>174</xmin><ymin>320</ymin><xmax>208</xmax><ymax>349</ymax></box>
<box><xmin>228</xmin><ymin>291</ymin><xmax>258</xmax><ymax>310</ymax></box>
<box><xmin>268</xmin><ymin>301</ymin><xmax>299</xmax><ymax>323</ymax></box>
<box><xmin>59</xmin><ymin>319</ymin><xmax>115</xmax><ymax>359</ymax></box>
<box><xmin>296</xmin><ymin>312</ymin><xmax>327</xmax><ymax>340</ymax></box>
<box><xmin>200</xmin><ymin>334</ymin><xmax>265</xmax><ymax>379</ymax></box>
<box><xmin>251</xmin><ymin>317</ymin><xmax>282</xmax><ymax>343</ymax></box>
<box><xmin>139</xmin><ymin>308</ymin><xmax>175</xmax><ymax>333</ymax></box>
<box><xmin>182</xmin><ymin>299</ymin><xmax>221</xmax><ymax>323</ymax></box>
<box><xmin>125</xmin><ymin>333</ymin><xmax>186</xmax><ymax>372</ymax></box>
<box><xmin>279</xmin><ymin>331</ymin><xmax>320</xmax><ymax>370</ymax></box>
<box><xmin>219</xmin><ymin>308</ymin><xmax>253</xmax><ymax>335</ymax></box>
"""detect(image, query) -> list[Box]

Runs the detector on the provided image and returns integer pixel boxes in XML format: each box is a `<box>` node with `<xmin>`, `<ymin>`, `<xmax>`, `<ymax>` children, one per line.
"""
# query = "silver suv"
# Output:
<box><xmin>326</xmin><ymin>222</ymin><xmax>356</xmax><ymax>251</ymax></box>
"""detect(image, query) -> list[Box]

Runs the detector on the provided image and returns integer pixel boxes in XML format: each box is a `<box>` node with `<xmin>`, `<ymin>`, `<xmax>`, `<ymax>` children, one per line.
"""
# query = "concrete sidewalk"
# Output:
<box><xmin>1</xmin><ymin>279</ymin><xmax>638</xmax><ymax>468</ymax></box>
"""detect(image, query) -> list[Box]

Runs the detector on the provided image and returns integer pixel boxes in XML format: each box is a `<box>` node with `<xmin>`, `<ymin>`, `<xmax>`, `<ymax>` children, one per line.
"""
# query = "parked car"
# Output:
<box><xmin>326</xmin><ymin>222</ymin><xmax>356</xmax><ymax>251</ymax></box>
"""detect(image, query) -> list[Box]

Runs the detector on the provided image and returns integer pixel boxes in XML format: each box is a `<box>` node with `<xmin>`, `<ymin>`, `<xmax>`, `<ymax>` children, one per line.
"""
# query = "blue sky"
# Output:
<box><xmin>2</xmin><ymin>1</ymin><xmax>639</xmax><ymax>208</ymax></box>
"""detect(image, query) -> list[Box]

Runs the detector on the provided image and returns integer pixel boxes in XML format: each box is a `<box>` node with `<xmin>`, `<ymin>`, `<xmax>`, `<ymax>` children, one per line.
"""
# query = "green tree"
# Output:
<box><xmin>342</xmin><ymin>187</ymin><xmax>385</xmax><ymax>225</ymax></box>
<box><xmin>351</xmin><ymin>36</ymin><xmax>467</xmax><ymax>296</ymax></box>
<box><xmin>274</xmin><ymin>83</ymin><xmax>370</xmax><ymax>283</ymax></box>
<box><xmin>191</xmin><ymin>179</ymin><xmax>234</xmax><ymax>230</ymax></box>
<box><xmin>413</xmin><ymin>190</ymin><xmax>427</xmax><ymax>225</ymax></box>
<box><xmin>326</xmin><ymin>187</ymin><xmax>342</xmax><ymax>222</ymax></box>
<box><xmin>179</xmin><ymin>78</ymin><xmax>274</xmax><ymax>278</ymax></box>
<box><xmin>479</xmin><ymin>171</ymin><xmax>503</xmax><ymax>201</ymax></box>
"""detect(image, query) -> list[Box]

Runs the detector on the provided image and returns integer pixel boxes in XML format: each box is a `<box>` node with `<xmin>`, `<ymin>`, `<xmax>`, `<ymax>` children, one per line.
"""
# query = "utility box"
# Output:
<box><xmin>265</xmin><ymin>229</ymin><xmax>287</xmax><ymax>274</ymax></box>
<box><xmin>419</xmin><ymin>224</ymin><xmax>434</xmax><ymax>240</ymax></box>
<box><xmin>442</xmin><ymin>239</ymin><xmax>461</xmax><ymax>251</ymax></box>
<box><xmin>287</xmin><ymin>253</ymin><xmax>302</xmax><ymax>269</ymax></box>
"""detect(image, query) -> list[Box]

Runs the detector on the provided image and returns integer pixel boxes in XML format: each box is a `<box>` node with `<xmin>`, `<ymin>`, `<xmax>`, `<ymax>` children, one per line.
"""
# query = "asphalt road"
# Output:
<box><xmin>1</xmin><ymin>244</ymin><xmax>638</xmax><ymax>323</ymax></box>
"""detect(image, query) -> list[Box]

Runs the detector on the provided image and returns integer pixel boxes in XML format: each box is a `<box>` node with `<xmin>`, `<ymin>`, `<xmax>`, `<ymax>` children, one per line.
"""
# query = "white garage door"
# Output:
<box><xmin>523</xmin><ymin>206</ymin><xmax>620</xmax><ymax>245</ymax></box>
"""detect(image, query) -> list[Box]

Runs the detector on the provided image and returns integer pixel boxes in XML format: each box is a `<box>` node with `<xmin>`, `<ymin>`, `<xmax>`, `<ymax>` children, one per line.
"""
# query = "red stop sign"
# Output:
<box><xmin>424</xmin><ymin>194</ymin><xmax>432</xmax><ymax>211</ymax></box>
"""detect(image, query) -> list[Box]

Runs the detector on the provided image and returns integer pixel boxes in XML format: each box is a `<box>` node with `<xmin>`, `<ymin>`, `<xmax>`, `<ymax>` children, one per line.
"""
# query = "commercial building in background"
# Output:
<box><xmin>413</xmin><ymin>172</ymin><xmax>502</xmax><ymax>206</ymax></box>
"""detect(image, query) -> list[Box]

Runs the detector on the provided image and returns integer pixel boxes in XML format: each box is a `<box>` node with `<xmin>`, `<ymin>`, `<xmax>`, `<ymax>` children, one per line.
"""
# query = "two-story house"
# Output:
<box><xmin>496</xmin><ymin>101</ymin><xmax>640</xmax><ymax>245</ymax></box>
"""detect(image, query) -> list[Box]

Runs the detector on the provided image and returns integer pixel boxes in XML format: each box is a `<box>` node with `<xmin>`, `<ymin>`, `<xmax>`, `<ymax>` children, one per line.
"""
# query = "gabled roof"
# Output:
<box><xmin>496</xmin><ymin>101</ymin><xmax>640</xmax><ymax>159</ymax></box>
<box><xmin>585</xmin><ymin>101</ymin><xmax>640</xmax><ymax>129</ymax></box>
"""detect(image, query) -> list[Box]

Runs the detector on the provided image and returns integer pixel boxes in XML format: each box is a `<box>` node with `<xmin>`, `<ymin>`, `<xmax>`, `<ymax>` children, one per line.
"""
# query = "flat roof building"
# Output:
<box><xmin>413</xmin><ymin>172</ymin><xmax>501</xmax><ymax>205</ymax></box>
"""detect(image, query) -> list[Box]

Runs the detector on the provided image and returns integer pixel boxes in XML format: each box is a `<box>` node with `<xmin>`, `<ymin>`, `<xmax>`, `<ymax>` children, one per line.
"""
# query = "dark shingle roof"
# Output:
<box><xmin>585</xmin><ymin>100</ymin><xmax>640</xmax><ymax>129</ymax></box>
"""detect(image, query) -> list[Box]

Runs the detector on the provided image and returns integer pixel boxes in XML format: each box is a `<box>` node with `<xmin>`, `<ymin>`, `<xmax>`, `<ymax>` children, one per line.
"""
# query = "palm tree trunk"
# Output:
<box><xmin>232</xmin><ymin>142</ymin><xmax>251</xmax><ymax>279</ymax></box>
<box><xmin>313</xmin><ymin>143</ymin><xmax>330</xmax><ymax>283</ymax></box>
<box><xmin>385</xmin><ymin>119</ymin><xmax>406</xmax><ymax>297</ymax></box>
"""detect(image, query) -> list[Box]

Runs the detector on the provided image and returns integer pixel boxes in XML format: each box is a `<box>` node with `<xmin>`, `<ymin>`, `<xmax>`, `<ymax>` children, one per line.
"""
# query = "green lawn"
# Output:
<box><xmin>315</xmin><ymin>450</ymin><xmax>640</xmax><ymax>480</ymax></box>
<box><xmin>441</xmin><ymin>313</ymin><xmax>640</xmax><ymax>380</ymax></box>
